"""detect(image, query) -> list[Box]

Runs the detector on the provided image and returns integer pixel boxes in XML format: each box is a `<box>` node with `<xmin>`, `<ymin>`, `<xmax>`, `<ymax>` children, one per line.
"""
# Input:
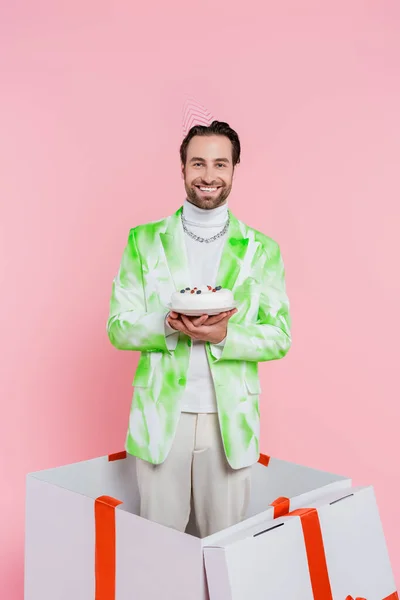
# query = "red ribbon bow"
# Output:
<box><xmin>346</xmin><ymin>595</ymin><xmax>398</xmax><ymax>600</ymax></box>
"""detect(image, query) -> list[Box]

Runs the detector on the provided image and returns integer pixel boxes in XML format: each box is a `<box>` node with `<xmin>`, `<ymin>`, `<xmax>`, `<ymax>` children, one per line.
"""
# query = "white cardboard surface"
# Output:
<box><xmin>24</xmin><ymin>452</ymin><xmax>352</xmax><ymax>600</ymax></box>
<box><xmin>24</xmin><ymin>477</ymin><xmax>96</xmax><ymax>600</ymax></box>
<box><xmin>204</xmin><ymin>486</ymin><xmax>397</xmax><ymax>600</ymax></box>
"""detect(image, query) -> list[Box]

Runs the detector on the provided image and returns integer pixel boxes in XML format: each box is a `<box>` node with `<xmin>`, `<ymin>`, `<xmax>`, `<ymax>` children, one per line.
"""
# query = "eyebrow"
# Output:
<box><xmin>189</xmin><ymin>157</ymin><xmax>230</xmax><ymax>164</ymax></box>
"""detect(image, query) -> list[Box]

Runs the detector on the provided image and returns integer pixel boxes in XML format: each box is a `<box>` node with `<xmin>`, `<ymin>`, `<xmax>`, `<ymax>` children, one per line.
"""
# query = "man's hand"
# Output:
<box><xmin>167</xmin><ymin>309</ymin><xmax>237</xmax><ymax>344</ymax></box>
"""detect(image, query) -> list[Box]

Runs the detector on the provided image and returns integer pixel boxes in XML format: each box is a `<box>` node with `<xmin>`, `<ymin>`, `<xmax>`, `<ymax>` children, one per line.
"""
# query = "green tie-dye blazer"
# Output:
<box><xmin>107</xmin><ymin>206</ymin><xmax>291</xmax><ymax>469</ymax></box>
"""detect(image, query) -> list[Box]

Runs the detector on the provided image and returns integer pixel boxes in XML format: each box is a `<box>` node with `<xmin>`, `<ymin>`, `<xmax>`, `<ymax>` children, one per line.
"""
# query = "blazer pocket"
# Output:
<box><xmin>245</xmin><ymin>377</ymin><xmax>262</xmax><ymax>395</ymax></box>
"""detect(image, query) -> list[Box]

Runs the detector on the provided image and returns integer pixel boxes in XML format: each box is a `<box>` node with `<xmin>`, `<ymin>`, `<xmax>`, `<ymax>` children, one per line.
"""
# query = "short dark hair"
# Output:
<box><xmin>180</xmin><ymin>120</ymin><xmax>241</xmax><ymax>167</ymax></box>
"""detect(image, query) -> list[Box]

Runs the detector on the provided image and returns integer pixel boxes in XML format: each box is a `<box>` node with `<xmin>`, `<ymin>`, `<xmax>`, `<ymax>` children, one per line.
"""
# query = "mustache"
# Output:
<box><xmin>193</xmin><ymin>183</ymin><xmax>224</xmax><ymax>187</ymax></box>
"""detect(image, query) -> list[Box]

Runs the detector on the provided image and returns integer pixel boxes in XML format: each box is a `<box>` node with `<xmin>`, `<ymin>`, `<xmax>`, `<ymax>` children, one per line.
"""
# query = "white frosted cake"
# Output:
<box><xmin>170</xmin><ymin>285</ymin><xmax>234</xmax><ymax>312</ymax></box>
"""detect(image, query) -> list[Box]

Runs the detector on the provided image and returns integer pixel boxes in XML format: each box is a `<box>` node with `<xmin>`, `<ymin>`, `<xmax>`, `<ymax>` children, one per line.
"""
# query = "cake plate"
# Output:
<box><xmin>166</xmin><ymin>303</ymin><xmax>237</xmax><ymax>317</ymax></box>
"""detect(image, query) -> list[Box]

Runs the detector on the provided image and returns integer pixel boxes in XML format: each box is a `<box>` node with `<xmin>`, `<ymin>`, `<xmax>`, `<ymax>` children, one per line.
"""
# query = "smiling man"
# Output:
<box><xmin>107</xmin><ymin>120</ymin><xmax>291</xmax><ymax>537</ymax></box>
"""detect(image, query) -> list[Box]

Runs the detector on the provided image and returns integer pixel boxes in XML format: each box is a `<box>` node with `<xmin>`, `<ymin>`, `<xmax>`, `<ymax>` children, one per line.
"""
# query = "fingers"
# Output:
<box><xmin>167</xmin><ymin>317</ymin><xmax>196</xmax><ymax>339</ymax></box>
<box><xmin>166</xmin><ymin>311</ymin><xmax>180</xmax><ymax>329</ymax></box>
<box><xmin>190</xmin><ymin>309</ymin><xmax>237</xmax><ymax>327</ymax></box>
<box><xmin>167</xmin><ymin>311</ymin><xmax>185</xmax><ymax>329</ymax></box>
<box><xmin>207</xmin><ymin>308</ymin><xmax>237</xmax><ymax>325</ymax></box>
<box><xmin>168</xmin><ymin>312</ymin><xmax>198</xmax><ymax>335</ymax></box>
<box><xmin>221</xmin><ymin>311</ymin><xmax>236</xmax><ymax>324</ymax></box>
<box><xmin>180</xmin><ymin>314</ymin><xmax>198</xmax><ymax>332</ymax></box>
<box><xmin>225</xmin><ymin>308</ymin><xmax>237</xmax><ymax>320</ymax></box>
<box><xmin>167</xmin><ymin>308</ymin><xmax>238</xmax><ymax>341</ymax></box>
<box><xmin>167</xmin><ymin>316</ymin><xmax>182</xmax><ymax>331</ymax></box>
<box><xmin>205</xmin><ymin>310</ymin><xmax>236</xmax><ymax>329</ymax></box>
<box><xmin>180</xmin><ymin>308</ymin><xmax>237</xmax><ymax>330</ymax></box>
<box><xmin>201</xmin><ymin>312</ymin><xmax>228</xmax><ymax>326</ymax></box>
<box><xmin>189</xmin><ymin>314</ymin><xmax>209</xmax><ymax>327</ymax></box>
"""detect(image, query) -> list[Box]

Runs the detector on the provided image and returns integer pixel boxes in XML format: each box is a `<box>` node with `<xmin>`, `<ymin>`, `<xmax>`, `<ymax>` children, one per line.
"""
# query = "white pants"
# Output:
<box><xmin>136</xmin><ymin>413</ymin><xmax>251</xmax><ymax>538</ymax></box>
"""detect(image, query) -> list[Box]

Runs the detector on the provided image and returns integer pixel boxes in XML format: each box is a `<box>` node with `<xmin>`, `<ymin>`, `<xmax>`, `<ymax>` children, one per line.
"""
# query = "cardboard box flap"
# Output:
<box><xmin>204</xmin><ymin>486</ymin><xmax>397</xmax><ymax>600</ymax></box>
<box><xmin>204</xmin><ymin>459</ymin><xmax>351</xmax><ymax>546</ymax></box>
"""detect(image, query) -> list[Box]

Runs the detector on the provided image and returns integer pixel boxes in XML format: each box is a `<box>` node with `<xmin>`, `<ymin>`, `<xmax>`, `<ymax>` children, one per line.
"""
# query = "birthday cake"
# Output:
<box><xmin>170</xmin><ymin>285</ymin><xmax>235</xmax><ymax>313</ymax></box>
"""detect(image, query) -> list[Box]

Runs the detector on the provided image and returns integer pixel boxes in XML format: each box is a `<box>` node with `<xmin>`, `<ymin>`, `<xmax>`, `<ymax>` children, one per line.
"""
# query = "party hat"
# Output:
<box><xmin>182</xmin><ymin>95</ymin><xmax>215</xmax><ymax>137</ymax></box>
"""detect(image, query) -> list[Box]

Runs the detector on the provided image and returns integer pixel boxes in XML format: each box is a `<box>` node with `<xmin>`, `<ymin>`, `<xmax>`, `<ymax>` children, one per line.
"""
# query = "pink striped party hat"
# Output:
<box><xmin>182</xmin><ymin>95</ymin><xmax>215</xmax><ymax>137</ymax></box>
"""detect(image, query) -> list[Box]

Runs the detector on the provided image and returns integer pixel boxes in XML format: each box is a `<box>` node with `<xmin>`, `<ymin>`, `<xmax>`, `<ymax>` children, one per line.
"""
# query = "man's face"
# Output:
<box><xmin>182</xmin><ymin>134</ymin><xmax>235</xmax><ymax>210</ymax></box>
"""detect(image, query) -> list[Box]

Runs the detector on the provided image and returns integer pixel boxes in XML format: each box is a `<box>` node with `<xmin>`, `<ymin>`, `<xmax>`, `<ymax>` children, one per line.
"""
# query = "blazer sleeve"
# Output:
<box><xmin>209</xmin><ymin>241</ymin><xmax>291</xmax><ymax>362</ymax></box>
<box><xmin>107</xmin><ymin>228</ymin><xmax>173</xmax><ymax>353</ymax></box>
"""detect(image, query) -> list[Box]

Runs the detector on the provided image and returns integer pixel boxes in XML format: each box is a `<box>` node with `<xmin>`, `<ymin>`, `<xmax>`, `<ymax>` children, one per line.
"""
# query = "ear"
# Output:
<box><xmin>181</xmin><ymin>163</ymin><xmax>185</xmax><ymax>179</ymax></box>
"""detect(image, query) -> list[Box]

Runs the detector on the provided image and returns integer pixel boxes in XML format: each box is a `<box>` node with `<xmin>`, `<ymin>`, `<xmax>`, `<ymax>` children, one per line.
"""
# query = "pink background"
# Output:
<box><xmin>1</xmin><ymin>1</ymin><xmax>400</xmax><ymax>596</ymax></box>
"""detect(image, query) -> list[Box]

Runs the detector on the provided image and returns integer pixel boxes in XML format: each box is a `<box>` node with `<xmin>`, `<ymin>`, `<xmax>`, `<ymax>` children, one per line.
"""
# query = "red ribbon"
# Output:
<box><xmin>93</xmin><ymin>451</ymin><xmax>127</xmax><ymax>600</ymax></box>
<box><xmin>258</xmin><ymin>452</ymin><xmax>270</xmax><ymax>467</ymax></box>
<box><xmin>289</xmin><ymin>507</ymin><xmax>333</xmax><ymax>599</ymax></box>
<box><xmin>95</xmin><ymin>495</ymin><xmax>123</xmax><ymax>600</ymax></box>
<box><xmin>288</xmin><ymin>509</ymin><xmax>399</xmax><ymax>600</ymax></box>
<box><xmin>269</xmin><ymin>496</ymin><xmax>398</xmax><ymax>600</ymax></box>
<box><xmin>108</xmin><ymin>450</ymin><xmax>127</xmax><ymax>462</ymax></box>
<box><xmin>346</xmin><ymin>595</ymin><xmax>398</xmax><ymax>600</ymax></box>
<box><xmin>270</xmin><ymin>496</ymin><xmax>290</xmax><ymax>519</ymax></box>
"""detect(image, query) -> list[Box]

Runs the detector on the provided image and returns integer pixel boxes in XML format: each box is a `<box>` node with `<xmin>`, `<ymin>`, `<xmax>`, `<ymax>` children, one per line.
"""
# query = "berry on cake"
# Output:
<box><xmin>170</xmin><ymin>285</ymin><xmax>235</xmax><ymax>314</ymax></box>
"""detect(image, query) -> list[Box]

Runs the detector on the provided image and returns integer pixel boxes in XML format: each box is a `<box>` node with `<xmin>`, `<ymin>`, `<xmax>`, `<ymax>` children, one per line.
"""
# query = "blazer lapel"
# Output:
<box><xmin>160</xmin><ymin>206</ymin><xmax>248</xmax><ymax>293</ymax></box>
<box><xmin>160</xmin><ymin>206</ymin><xmax>191</xmax><ymax>291</ymax></box>
<box><xmin>216</xmin><ymin>211</ymin><xmax>249</xmax><ymax>290</ymax></box>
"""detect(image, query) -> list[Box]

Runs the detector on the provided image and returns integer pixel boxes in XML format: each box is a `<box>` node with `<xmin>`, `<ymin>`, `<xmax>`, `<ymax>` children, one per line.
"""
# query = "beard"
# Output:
<box><xmin>184</xmin><ymin>181</ymin><xmax>232</xmax><ymax>210</ymax></box>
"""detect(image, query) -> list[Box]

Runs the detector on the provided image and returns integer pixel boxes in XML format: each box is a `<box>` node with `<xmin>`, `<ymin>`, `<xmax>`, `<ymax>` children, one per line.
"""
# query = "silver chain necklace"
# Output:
<box><xmin>181</xmin><ymin>212</ymin><xmax>230</xmax><ymax>244</ymax></box>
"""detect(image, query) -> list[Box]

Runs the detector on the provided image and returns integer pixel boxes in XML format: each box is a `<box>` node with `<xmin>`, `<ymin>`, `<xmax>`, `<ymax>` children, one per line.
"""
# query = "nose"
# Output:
<box><xmin>203</xmin><ymin>168</ymin><xmax>216</xmax><ymax>184</ymax></box>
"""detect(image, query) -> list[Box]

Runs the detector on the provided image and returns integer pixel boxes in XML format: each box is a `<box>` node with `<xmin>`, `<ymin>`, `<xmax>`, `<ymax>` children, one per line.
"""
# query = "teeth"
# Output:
<box><xmin>199</xmin><ymin>187</ymin><xmax>217</xmax><ymax>191</ymax></box>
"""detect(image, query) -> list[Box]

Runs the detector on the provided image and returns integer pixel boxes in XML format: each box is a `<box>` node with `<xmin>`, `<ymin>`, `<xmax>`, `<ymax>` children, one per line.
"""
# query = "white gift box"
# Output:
<box><xmin>204</xmin><ymin>485</ymin><xmax>398</xmax><ymax>600</ymax></box>
<box><xmin>24</xmin><ymin>450</ymin><xmax>351</xmax><ymax>600</ymax></box>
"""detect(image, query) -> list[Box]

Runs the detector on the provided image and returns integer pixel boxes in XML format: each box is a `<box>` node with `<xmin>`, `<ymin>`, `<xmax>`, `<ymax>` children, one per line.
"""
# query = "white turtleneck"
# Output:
<box><xmin>165</xmin><ymin>199</ymin><xmax>229</xmax><ymax>413</ymax></box>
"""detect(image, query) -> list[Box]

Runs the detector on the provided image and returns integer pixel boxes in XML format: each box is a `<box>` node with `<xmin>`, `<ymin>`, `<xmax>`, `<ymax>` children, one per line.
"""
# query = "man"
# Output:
<box><xmin>107</xmin><ymin>119</ymin><xmax>291</xmax><ymax>538</ymax></box>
